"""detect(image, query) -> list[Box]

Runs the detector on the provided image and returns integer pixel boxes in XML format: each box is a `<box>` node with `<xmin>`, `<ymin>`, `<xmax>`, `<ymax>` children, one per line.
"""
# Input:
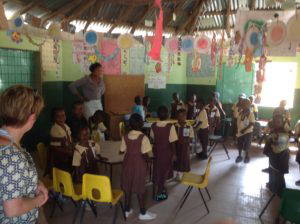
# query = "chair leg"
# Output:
<box><xmin>71</xmin><ymin>199</ymin><xmax>78</xmax><ymax>208</ymax></box>
<box><xmin>208</xmin><ymin>142</ymin><xmax>217</xmax><ymax>156</ymax></box>
<box><xmin>50</xmin><ymin>193</ymin><xmax>63</xmax><ymax>218</ymax></box>
<box><xmin>259</xmin><ymin>193</ymin><xmax>276</xmax><ymax>219</ymax></box>
<box><xmin>119</xmin><ymin>201</ymin><xmax>126</xmax><ymax>221</ymax></box>
<box><xmin>112</xmin><ymin>203</ymin><xmax>119</xmax><ymax>224</ymax></box>
<box><xmin>198</xmin><ymin>189</ymin><xmax>209</xmax><ymax>214</ymax></box>
<box><xmin>222</xmin><ymin>143</ymin><xmax>230</xmax><ymax>159</ymax></box>
<box><xmin>72</xmin><ymin>200</ymin><xmax>84</xmax><ymax>224</ymax></box>
<box><xmin>205</xmin><ymin>187</ymin><xmax>211</xmax><ymax>201</ymax></box>
<box><xmin>79</xmin><ymin>201</ymin><xmax>87</xmax><ymax>224</ymax></box>
<box><xmin>87</xmin><ymin>200</ymin><xmax>98</xmax><ymax>217</ymax></box>
<box><xmin>178</xmin><ymin>186</ymin><xmax>193</xmax><ymax>212</ymax></box>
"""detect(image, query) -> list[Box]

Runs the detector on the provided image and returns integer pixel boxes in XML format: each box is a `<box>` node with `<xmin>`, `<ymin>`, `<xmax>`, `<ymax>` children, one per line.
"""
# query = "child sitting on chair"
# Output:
<box><xmin>174</xmin><ymin>109</ymin><xmax>194</xmax><ymax>180</ymax></box>
<box><xmin>235</xmin><ymin>99</ymin><xmax>255</xmax><ymax>164</ymax></box>
<box><xmin>50</xmin><ymin>107</ymin><xmax>73</xmax><ymax>172</ymax></box>
<box><xmin>263</xmin><ymin>114</ymin><xmax>289</xmax><ymax>194</ymax></box>
<box><xmin>151</xmin><ymin>106</ymin><xmax>178</xmax><ymax>201</ymax></box>
<box><xmin>120</xmin><ymin>113</ymin><xmax>156</xmax><ymax>221</ymax></box>
<box><xmin>72</xmin><ymin>126</ymin><xmax>107</xmax><ymax>183</ymax></box>
<box><xmin>132</xmin><ymin>96</ymin><xmax>145</xmax><ymax>121</ymax></box>
<box><xmin>89</xmin><ymin>110</ymin><xmax>108</xmax><ymax>143</ymax></box>
<box><xmin>206</xmin><ymin>98</ymin><xmax>221</xmax><ymax>135</ymax></box>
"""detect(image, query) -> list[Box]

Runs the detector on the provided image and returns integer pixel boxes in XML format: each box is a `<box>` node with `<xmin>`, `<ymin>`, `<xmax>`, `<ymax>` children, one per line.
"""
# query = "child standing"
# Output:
<box><xmin>263</xmin><ymin>114</ymin><xmax>289</xmax><ymax>194</ymax></box>
<box><xmin>67</xmin><ymin>101</ymin><xmax>88</xmax><ymax>142</ymax></box>
<box><xmin>142</xmin><ymin>96</ymin><xmax>151</xmax><ymax>119</ymax></box>
<box><xmin>72</xmin><ymin>126</ymin><xmax>107</xmax><ymax>183</ymax></box>
<box><xmin>151</xmin><ymin>106</ymin><xmax>178</xmax><ymax>201</ymax></box>
<box><xmin>232</xmin><ymin>94</ymin><xmax>246</xmax><ymax>140</ymax></box>
<box><xmin>249</xmin><ymin>95</ymin><xmax>258</xmax><ymax>120</ymax></box>
<box><xmin>194</xmin><ymin>99</ymin><xmax>209</xmax><ymax>160</ymax></box>
<box><xmin>171</xmin><ymin>92</ymin><xmax>185</xmax><ymax>119</ymax></box>
<box><xmin>174</xmin><ymin>109</ymin><xmax>194</xmax><ymax>179</ymax></box>
<box><xmin>206</xmin><ymin>98</ymin><xmax>221</xmax><ymax>135</ymax></box>
<box><xmin>89</xmin><ymin>110</ymin><xmax>108</xmax><ymax>143</ymax></box>
<box><xmin>132</xmin><ymin>96</ymin><xmax>145</xmax><ymax>121</ymax></box>
<box><xmin>295</xmin><ymin>120</ymin><xmax>300</xmax><ymax>185</ymax></box>
<box><xmin>120</xmin><ymin>113</ymin><xmax>156</xmax><ymax>220</ymax></box>
<box><xmin>235</xmin><ymin>99</ymin><xmax>255</xmax><ymax>163</ymax></box>
<box><xmin>186</xmin><ymin>94</ymin><xmax>197</xmax><ymax>120</ymax></box>
<box><xmin>50</xmin><ymin>107</ymin><xmax>73</xmax><ymax>172</ymax></box>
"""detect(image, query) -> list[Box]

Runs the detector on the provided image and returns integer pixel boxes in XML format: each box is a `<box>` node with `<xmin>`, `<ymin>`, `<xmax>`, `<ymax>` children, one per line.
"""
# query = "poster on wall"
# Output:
<box><xmin>148</xmin><ymin>74</ymin><xmax>166</xmax><ymax>89</ymax></box>
<box><xmin>186</xmin><ymin>54</ymin><xmax>215</xmax><ymax>77</ymax></box>
<box><xmin>129</xmin><ymin>46</ymin><xmax>145</xmax><ymax>75</ymax></box>
<box><xmin>41</xmin><ymin>39</ymin><xmax>57</xmax><ymax>71</ymax></box>
<box><xmin>98</xmin><ymin>39</ymin><xmax>121</xmax><ymax>75</ymax></box>
<box><xmin>72</xmin><ymin>40</ymin><xmax>95</xmax><ymax>73</ymax></box>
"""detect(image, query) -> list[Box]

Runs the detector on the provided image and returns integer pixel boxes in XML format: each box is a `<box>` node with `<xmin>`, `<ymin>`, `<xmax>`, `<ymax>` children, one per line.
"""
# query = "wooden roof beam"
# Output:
<box><xmin>224</xmin><ymin>0</ymin><xmax>231</xmax><ymax>38</ymax></box>
<box><xmin>108</xmin><ymin>5</ymin><xmax>135</xmax><ymax>33</ymax></box>
<box><xmin>83</xmin><ymin>0</ymin><xmax>104</xmax><ymax>32</ymax></box>
<box><xmin>164</xmin><ymin>0</ymin><xmax>186</xmax><ymax>27</ymax></box>
<box><xmin>250</xmin><ymin>0</ymin><xmax>256</xmax><ymax>10</ymax></box>
<box><xmin>11</xmin><ymin>0</ymin><xmax>38</xmax><ymax>18</ymax></box>
<box><xmin>62</xmin><ymin>0</ymin><xmax>96</xmax><ymax>24</ymax></box>
<box><xmin>130</xmin><ymin>5</ymin><xmax>153</xmax><ymax>34</ymax></box>
<box><xmin>41</xmin><ymin>0</ymin><xmax>82</xmax><ymax>27</ymax></box>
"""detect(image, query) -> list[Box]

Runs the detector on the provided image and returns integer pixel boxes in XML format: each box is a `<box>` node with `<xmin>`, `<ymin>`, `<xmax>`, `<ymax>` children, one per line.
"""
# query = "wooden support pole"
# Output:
<box><xmin>225</xmin><ymin>0</ymin><xmax>231</xmax><ymax>38</ymax></box>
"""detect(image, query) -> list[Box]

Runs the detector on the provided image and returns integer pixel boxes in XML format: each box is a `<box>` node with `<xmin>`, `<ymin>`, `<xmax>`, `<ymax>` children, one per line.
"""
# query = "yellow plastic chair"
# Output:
<box><xmin>36</xmin><ymin>143</ymin><xmax>53</xmax><ymax>190</ymax></box>
<box><xmin>79</xmin><ymin>174</ymin><xmax>126</xmax><ymax>224</ymax></box>
<box><xmin>177</xmin><ymin>157</ymin><xmax>212</xmax><ymax>215</ymax></box>
<box><xmin>51</xmin><ymin>168</ymin><xmax>82</xmax><ymax>219</ymax></box>
<box><xmin>119</xmin><ymin>121</ymin><xmax>125</xmax><ymax>138</ymax></box>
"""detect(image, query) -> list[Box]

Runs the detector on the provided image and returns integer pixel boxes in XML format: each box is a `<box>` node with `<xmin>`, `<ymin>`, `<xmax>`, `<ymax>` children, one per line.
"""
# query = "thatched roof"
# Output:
<box><xmin>3</xmin><ymin>0</ymin><xmax>300</xmax><ymax>36</ymax></box>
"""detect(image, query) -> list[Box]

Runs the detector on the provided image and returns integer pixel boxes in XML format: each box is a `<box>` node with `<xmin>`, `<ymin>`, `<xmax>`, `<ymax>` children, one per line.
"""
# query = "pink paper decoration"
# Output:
<box><xmin>148</xmin><ymin>0</ymin><xmax>163</xmax><ymax>61</ymax></box>
<box><xmin>211</xmin><ymin>34</ymin><xmax>217</xmax><ymax>67</ymax></box>
<box><xmin>219</xmin><ymin>31</ymin><xmax>225</xmax><ymax>80</ymax></box>
<box><xmin>195</xmin><ymin>36</ymin><xmax>211</xmax><ymax>54</ymax></box>
<box><xmin>99</xmin><ymin>39</ymin><xmax>121</xmax><ymax>75</ymax></box>
<box><xmin>165</xmin><ymin>37</ymin><xmax>178</xmax><ymax>54</ymax></box>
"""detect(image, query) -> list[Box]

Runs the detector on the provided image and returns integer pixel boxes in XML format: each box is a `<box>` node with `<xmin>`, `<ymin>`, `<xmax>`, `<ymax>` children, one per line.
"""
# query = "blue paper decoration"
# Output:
<box><xmin>85</xmin><ymin>31</ymin><xmax>98</xmax><ymax>45</ymax></box>
<box><xmin>181</xmin><ymin>36</ymin><xmax>194</xmax><ymax>53</ymax></box>
<box><xmin>14</xmin><ymin>17</ymin><xmax>23</xmax><ymax>28</ymax></box>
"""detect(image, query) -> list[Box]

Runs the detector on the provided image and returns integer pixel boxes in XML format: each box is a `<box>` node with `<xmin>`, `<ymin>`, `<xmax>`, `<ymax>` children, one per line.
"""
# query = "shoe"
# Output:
<box><xmin>244</xmin><ymin>156</ymin><xmax>250</xmax><ymax>163</ymax></box>
<box><xmin>125</xmin><ymin>209</ymin><xmax>133</xmax><ymax>218</ymax></box>
<box><xmin>235</xmin><ymin>156</ymin><xmax>243</xmax><ymax>163</ymax></box>
<box><xmin>198</xmin><ymin>152</ymin><xmax>208</xmax><ymax>160</ymax></box>
<box><xmin>295</xmin><ymin>180</ymin><xmax>300</xmax><ymax>186</ymax></box>
<box><xmin>162</xmin><ymin>192</ymin><xmax>168</xmax><ymax>200</ymax></box>
<box><xmin>155</xmin><ymin>194</ymin><xmax>167</xmax><ymax>201</ymax></box>
<box><xmin>262</xmin><ymin>168</ymin><xmax>270</xmax><ymax>173</ymax></box>
<box><xmin>139</xmin><ymin>211</ymin><xmax>157</xmax><ymax>220</ymax></box>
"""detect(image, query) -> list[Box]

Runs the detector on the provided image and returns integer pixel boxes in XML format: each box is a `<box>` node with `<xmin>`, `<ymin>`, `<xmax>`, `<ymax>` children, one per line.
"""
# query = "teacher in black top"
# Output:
<box><xmin>69</xmin><ymin>63</ymin><xmax>105</xmax><ymax>119</ymax></box>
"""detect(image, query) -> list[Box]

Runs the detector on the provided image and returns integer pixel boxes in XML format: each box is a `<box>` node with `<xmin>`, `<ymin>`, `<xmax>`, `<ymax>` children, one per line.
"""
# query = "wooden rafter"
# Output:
<box><xmin>5</xmin><ymin>0</ymin><xmax>51</xmax><ymax>13</ymax></box>
<box><xmin>130</xmin><ymin>5</ymin><xmax>153</xmax><ymax>34</ymax></box>
<box><xmin>62</xmin><ymin>0</ymin><xmax>96</xmax><ymax>23</ymax></box>
<box><xmin>41</xmin><ymin>0</ymin><xmax>82</xmax><ymax>27</ymax></box>
<box><xmin>105</xmin><ymin>0</ymin><xmax>184</xmax><ymax>6</ymax></box>
<box><xmin>250</xmin><ymin>0</ymin><xmax>256</xmax><ymax>10</ymax></box>
<box><xmin>83</xmin><ymin>0</ymin><xmax>104</xmax><ymax>32</ymax></box>
<box><xmin>108</xmin><ymin>5</ymin><xmax>135</xmax><ymax>33</ymax></box>
<box><xmin>11</xmin><ymin>0</ymin><xmax>38</xmax><ymax>18</ymax></box>
<box><xmin>224</xmin><ymin>0</ymin><xmax>231</xmax><ymax>38</ymax></box>
<box><xmin>164</xmin><ymin>0</ymin><xmax>186</xmax><ymax>27</ymax></box>
<box><xmin>177</xmin><ymin>0</ymin><xmax>206</xmax><ymax>34</ymax></box>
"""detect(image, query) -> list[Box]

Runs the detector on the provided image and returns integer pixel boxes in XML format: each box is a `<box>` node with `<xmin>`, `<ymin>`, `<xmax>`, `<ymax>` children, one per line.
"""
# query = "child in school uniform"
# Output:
<box><xmin>263</xmin><ymin>114</ymin><xmax>289</xmax><ymax>194</ymax></box>
<box><xmin>235</xmin><ymin>99</ymin><xmax>255</xmax><ymax>164</ymax></box>
<box><xmin>174</xmin><ymin>109</ymin><xmax>194</xmax><ymax>179</ymax></box>
<box><xmin>132</xmin><ymin>96</ymin><xmax>146</xmax><ymax>121</ymax></box>
<box><xmin>151</xmin><ymin>106</ymin><xmax>178</xmax><ymax>201</ymax></box>
<box><xmin>194</xmin><ymin>99</ymin><xmax>209</xmax><ymax>160</ymax></box>
<box><xmin>249</xmin><ymin>95</ymin><xmax>258</xmax><ymax>120</ymax></box>
<box><xmin>67</xmin><ymin>101</ymin><xmax>88</xmax><ymax>142</ymax></box>
<box><xmin>50</xmin><ymin>107</ymin><xmax>73</xmax><ymax>172</ymax></box>
<box><xmin>89</xmin><ymin>110</ymin><xmax>108</xmax><ymax>143</ymax></box>
<box><xmin>120</xmin><ymin>113</ymin><xmax>157</xmax><ymax>221</ymax></box>
<box><xmin>171</xmin><ymin>92</ymin><xmax>185</xmax><ymax>119</ymax></box>
<box><xmin>232</xmin><ymin>94</ymin><xmax>246</xmax><ymax>140</ymax></box>
<box><xmin>294</xmin><ymin>120</ymin><xmax>300</xmax><ymax>185</ymax></box>
<box><xmin>206</xmin><ymin>98</ymin><xmax>221</xmax><ymax>135</ymax></box>
<box><xmin>72</xmin><ymin>126</ymin><xmax>107</xmax><ymax>183</ymax></box>
<box><xmin>186</xmin><ymin>94</ymin><xmax>197</xmax><ymax>120</ymax></box>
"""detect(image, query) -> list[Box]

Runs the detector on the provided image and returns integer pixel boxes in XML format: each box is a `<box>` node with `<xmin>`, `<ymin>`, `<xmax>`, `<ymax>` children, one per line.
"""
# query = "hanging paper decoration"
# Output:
<box><xmin>194</xmin><ymin>36</ymin><xmax>211</xmax><ymax>54</ymax></box>
<box><xmin>287</xmin><ymin>15</ymin><xmax>300</xmax><ymax>41</ymax></box>
<box><xmin>13</xmin><ymin>16</ymin><xmax>24</xmax><ymax>29</ymax></box>
<box><xmin>267</xmin><ymin>20</ymin><xmax>287</xmax><ymax>46</ymax></box>
<box><xmin>148</xmin><ymin>0</ymin><xmax>163</xmax><ymax>61</ymax></box>
<box><xmin>165</xmin><ymin>37</ymin><xmax>178</xmax><ymax>54</ymax></box>
<box><xmin>94</xmin><ymin>48</ymin><xmax>120</xmax><ymax>62</ymax></box>
<box><xmin>192</xmin><ymin>53</ymin><xmax>201</xmax><ymax>73</ymax></box>
<box><xmin>244</xmin><ymin>47</ymin><xmax>253</xmax><ymax>72</ymax></box>
<box><xmin>181</xmin><ymin>36</ymin><xmax>194</xmax><ymax>53</ymax></box>
<box><xmin>219</xmin><ymin>31</ymin><xmax>225</xmax><ymax>80</ymax></box>
<box><xmin>84</xmin><ymin>30</ymin><xmax>98</xmax><ymax>46</ymax></box>
<box><xmin>211</xmin><ymin>33</ymin><xmax>217</xmax><ymax>67</ymax></box>
<box><xmin>235</xmin><ymin>31</ymin><xmax>242</xmax><ymax>45</ymax></box>
<box><xmin>48</xmin><ymin>22</ymin><xmax>61</xmax><ymax>40</ymax></box>
<box><xmin>7</xmin><ymin>30</ymin><xmax>23</xmax><ymax>44</ymax></box>
<box><xmin>117</xmin><ymin>34</ymin><xmax>134</xmax><ymax>49</ymax></box>
<box><xmin>88</xmin><ymin>54</ymin><xmax>98</xmax><ymax>63</ymax></box>
<box><xmin>155</xmin><ymin>62</ymin><xmax>162</xmax><ymax>73</ymax></box>
<box><xmin>227</xmin><ymin>40</ymin><xmax>235</xmax><ymax>67</ymax></box>
<box><xmin>98</xmin><ymin>39</ymin><xmax>121</xmax><ymax>75</ymax></box>
<box><xmin>245</xmin><ymin>26</ymin><xmax>261</xmax><ymax>50</ymax></box>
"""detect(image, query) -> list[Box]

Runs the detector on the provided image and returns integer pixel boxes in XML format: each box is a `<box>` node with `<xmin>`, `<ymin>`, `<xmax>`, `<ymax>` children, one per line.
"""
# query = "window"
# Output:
<box><xmin>257</xmin><ymin>62</ymin><xmax>297</xmax><ymax>108</ymax></box>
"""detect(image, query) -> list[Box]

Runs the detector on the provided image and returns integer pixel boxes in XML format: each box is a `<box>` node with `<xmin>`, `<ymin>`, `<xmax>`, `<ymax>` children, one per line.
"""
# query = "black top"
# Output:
<box><xmin>67</xmin><ymin>115</ymin><xmax>88</xmax><ymax>142</ymax></box>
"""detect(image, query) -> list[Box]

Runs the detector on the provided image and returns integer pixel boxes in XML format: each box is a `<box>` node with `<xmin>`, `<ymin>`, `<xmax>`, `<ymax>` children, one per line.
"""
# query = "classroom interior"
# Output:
<box><xmin>1</xmin><ymin>0</ymin><xmax>300</xmax><ymax>223</ymax></box>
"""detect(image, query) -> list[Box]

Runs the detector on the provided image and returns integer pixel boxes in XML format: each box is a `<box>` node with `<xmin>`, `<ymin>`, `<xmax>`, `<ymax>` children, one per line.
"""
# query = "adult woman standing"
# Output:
<box><xmin>0</xmin><ymin>85</ymin><xmax>48</xmax><ymax>223</ymax></box>
<box><xmin>69</xmin><ymin>62</ymin><xmax>105</xmax><ymax>119</ymax></box>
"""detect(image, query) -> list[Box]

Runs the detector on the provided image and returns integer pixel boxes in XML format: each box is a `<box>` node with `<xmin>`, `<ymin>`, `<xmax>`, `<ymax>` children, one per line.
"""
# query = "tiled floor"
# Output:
<box><xmin>45</xmin><ymin>142</ymin><xmax>300</xmax><ymax>224</ymax></box>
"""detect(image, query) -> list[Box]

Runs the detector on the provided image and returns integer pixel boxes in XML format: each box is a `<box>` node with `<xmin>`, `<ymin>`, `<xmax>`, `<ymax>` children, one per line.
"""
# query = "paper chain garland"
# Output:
<box><xmin>94</xmin><ymin>47</ymin><xmax>120</xmax><ymax>62</ymax></box>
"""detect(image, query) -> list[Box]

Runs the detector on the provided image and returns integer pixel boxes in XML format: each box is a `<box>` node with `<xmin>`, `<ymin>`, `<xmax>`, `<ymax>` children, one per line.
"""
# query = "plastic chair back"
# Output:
<box><xmin>279</xmin><ymin>188</ymin><xmax>300</xmax><ymax>223</ymax></box>
<box><xmin>82</xmin><ymin>174</ymin><xmax>113</xmax><ymax>203</ymax></box>
<box><xmin>53</xmin><ymin>167</ymin><xmax>76</xmax><ymax>198</ymax></box>
<box><xmin>37</xmin><ymin>143</ymin><xmax>47</xmax><ymax>171</ymax></box>
<box><xmin>202</xmin><ymin>157</ymin><xmax>212</xmax><ymax>186</ymax></box>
